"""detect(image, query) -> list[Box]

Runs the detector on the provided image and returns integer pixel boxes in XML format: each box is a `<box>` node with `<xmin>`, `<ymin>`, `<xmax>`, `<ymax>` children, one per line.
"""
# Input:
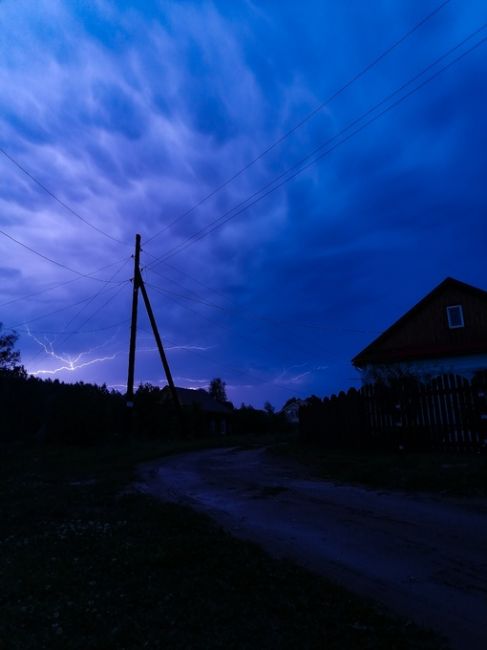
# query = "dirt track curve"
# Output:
<box><xmin>138</xmin><ymin>447</ymin><xmax>487</xmax><ymax>650</ymax></box>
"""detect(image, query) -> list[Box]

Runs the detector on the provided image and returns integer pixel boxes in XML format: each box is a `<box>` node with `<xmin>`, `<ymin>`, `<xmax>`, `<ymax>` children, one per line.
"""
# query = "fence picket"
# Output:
<box><xmin>299</xmin><ymin>371</ymin><xmax>486</xmax><ymax>451</ymax></box>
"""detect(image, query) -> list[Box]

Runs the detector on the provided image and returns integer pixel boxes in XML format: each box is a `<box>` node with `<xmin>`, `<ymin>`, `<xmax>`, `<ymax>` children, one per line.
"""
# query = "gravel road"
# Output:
<box><xmin>138</xmin><ymin>447</ymin><xmax>487</xmax><ymax>650</ymax></box>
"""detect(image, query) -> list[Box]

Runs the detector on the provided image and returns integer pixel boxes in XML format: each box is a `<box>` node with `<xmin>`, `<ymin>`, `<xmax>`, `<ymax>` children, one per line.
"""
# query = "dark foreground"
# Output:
<box><xmin>0</xmin><ymin>440</ymin><xmax>443</xmax><ymax>650</ymax></box>
<box><xmin>140</xmin><ymin>446</ymin><xmax>487</xmax><ymax>650</ymax></box>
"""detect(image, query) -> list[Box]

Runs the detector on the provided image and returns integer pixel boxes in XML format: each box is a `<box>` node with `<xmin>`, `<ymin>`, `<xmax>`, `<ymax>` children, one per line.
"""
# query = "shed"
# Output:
<box><xmin>160</xmin><ymin>386</ymin><xmax>232</xmax><ymax>435</ymax></box>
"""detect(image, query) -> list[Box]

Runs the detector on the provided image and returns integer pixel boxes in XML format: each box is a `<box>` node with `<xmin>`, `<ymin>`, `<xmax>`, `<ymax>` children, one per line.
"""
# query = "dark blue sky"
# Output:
<box><xmin>0</xmin><ymin>0</ymin><xmax>486</xmax><ymax>407</ymax></box>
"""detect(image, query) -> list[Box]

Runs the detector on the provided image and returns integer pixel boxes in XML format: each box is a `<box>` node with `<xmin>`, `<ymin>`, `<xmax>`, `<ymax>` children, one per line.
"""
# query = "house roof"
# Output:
<box><xmin>352</xmin><ymin>277</ymin><xmax>487</xmax><ymax>367</ymax></box>
<box><xmin>161</xmin><ymin>386</ymin><xmax>232</xmax><ymax>414</ymax></box>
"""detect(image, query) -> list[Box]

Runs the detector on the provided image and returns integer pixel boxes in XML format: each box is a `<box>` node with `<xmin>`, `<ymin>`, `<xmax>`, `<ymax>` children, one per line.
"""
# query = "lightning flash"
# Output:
<box><xmin>26</xmin><ymin>328</ymin><xmax>117</xmax><ymax>377</ymax></box>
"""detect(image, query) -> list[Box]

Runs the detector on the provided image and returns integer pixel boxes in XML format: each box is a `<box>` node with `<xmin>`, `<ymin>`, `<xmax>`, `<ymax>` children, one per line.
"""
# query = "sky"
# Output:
<box><xmin>0</xmin><ymin>0</ymin><xmax>486</xmax><ymax>409</ymax></box>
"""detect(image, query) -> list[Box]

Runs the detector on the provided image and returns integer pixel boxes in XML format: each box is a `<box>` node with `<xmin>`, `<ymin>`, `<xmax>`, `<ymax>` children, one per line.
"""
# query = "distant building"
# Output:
<box><xmin>352</xmin><ymin>277</ymin><xmax>487</xmax><ymax>382</ymax></box>
<box><xmin>280</xmin><ymin>398</ymin><xmax>304</xmax><ymax>424</ymax></box>
<box><xmin>160</xmin><ymin>386</ymin><xmax>232</xmax><ymax>435</ymax></box>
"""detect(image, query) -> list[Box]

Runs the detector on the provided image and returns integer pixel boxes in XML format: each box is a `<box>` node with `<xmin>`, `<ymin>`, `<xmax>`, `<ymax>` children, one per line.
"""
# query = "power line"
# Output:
<box><xmin>136</xmin><ymin>326</ymin><xmax>316</xmax><ymax>404</ymax></box>
<box><xmin>4</xmin><ymin>271</ymin><xmax>127</xmax><ymax>377</ymax></box>
<box><xmin>148</xmin><ymin>27</ymin><xmax>487</xmax><ymax>265</ymax></box>
<box><xmin>7</xmin><ymin>281</ymin><xmax>130</xmax><ymax>330</ymax></box>
<box><xmin>153</xmin><ymin>258</ymin><xmax>229</xmax><ymax>300</ymax></box>
<box><xmin>145</xmin><ymin>265</ymin><xmax>379</xmax><ymax>335</ymax></box>
<box><xmin>141</xmin><ymin>248</ymin><xmax>231</xmax><ymax>303</ymax></box>
<box><xmin>0</xmin><ymin>228</ymin><xmax>128</xmax><ymax>283</ymax></box>
<box><xmin>19</xmin><ymin>320</ymin><xmax>130</xmax><ymax>335</ymax></box>
<box><xmin>56</xmin><ymin>257</ymin><xmax>131</xmax><ymax>345</ymax></box>
<box><xmin>143</xmin><ymin>277</ymin><xmax>368</xmax><ymax>404</ymax></box>
<box><xmin>0</xmin><ymin>0</ymin><xmax>453</xmax><ymax>278</ymax></box>
<box><xmin>0</xmin><ymin>147</ymin><xmax>127</xmax><ymax>246</ymax></box>
<box><xmin>143</xmin><ymin>0</ymin><xmax>451</xmax><ymax>247</ymax></box>
<box><xmin>144</xmin><ymin>279</ymin><xmax>338</xmax><ymax>365</ymax></box>
<box><xmin>61</xmin><ymin>282</ymin><xmax>128</xmax><ymax>345</ymax></box>
<box><xmin>145</xmin><ymin>27</ymin><xmax>487</xmax><ymax>266</ymax></box>
<box><xmin>0</xmin><ymin>257</ymin><xmax>132</xmax><ymax>309</ymax></box>
<box><xmin>47</xmin><ymin>282</ymin><xmax>128</xmax><ymax>360</ymax></box>
<box><xmin>144</xmin><ymin>278</ymin><xmax>226</xmax><ymax>312</ymax></box>
<box><xmin>22</xmin><ymin>281</ymin><xmax>128</xmax><ymax>368</ymax></box>
<box><xmin>138</xmin><ymin>23</ymin><xmax>487</xmax><ymax>334</ymax></box>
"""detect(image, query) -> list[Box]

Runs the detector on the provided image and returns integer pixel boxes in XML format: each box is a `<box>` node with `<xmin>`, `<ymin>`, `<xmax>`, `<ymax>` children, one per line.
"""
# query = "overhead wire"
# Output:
<box><xmin>141</xmin><ymin>278</ymin><xmax>362</xmax><ymax>404</ymax></box>
<box><xmin>21</xmin><ymin>250</ymin><xmax>130</xmax><ymax>368</ymax></box>
<box><xmin>144</xmin><ymin>279</ymin><xmax>338</xmax><ymax>368</ymax></box>
<box><xmin>136</xmin><ymin>326</ymin><xmax>316</xmax><ymax>404</ymax></box>
<box><xmin>143</xmin><ymin>254</ymin><xmax>370</xmax><ymax>338</ymax></box>
<box><xmin>145</xmin><ymin>25</ymin><xmax>487</xmax><ymax>267</ymax></box>
<box><xmin>23</xmin><ymin>281</ymin><xmax>129</xmax><ymax>370</ymax></box>
<box><xmin>0</xmin><ymin>0</ymin><xmax>455</xmax><ymax>316</ymax></box>
<box><xmin>4</xmin><ymin>1</ymin><xmax>478</xmax><ymax>398</ymax></box>
<box><xmin>19</xmin><ymin>320</ymin><xmax>130</xmax><ymax>335</ymax></box>
<box><xmin>61</xmin><ymin>283</ymin><xmax>128</xmax><ymax>344</ymax></box>
<box><xmin>130</xmin><ymin>24</ymin><xmax>487</xmax><ymax>405</ymax></box>
<box><xmin>142</xmin><ymin>0</ymin><xmax>452</xmax><ymax>247</ymax></box>
<box><xmin>151</xmin><ymin>258</ymin><xmax>229</xmax><ymax>301</ymax></box>
<box><xmin>0</xmin><ymin>1</ymin><xmax>455</xmax><ymax>306</ymax></box>
<box><xmin>136</xmin><ymin>25</ymin><xmax>487</xmax><ymax>399</ymax></box>
<box><xmin>55</xmin><ymin>257</ymin><xmax>131</xmax><ymax>345</ymax></box>
<box><xmin>0</xmin><ymin>147</ymin><xmax>127</xmax><ymax>246</ymax></box>
<box><xmin>6</xmin><ymin>280</ymin><xmax>129</xmax><ymax>331</ymax></box>
<box><xmin>7</xmin><ymin>295</ymin><xmax>102</xmax><ymax>330</ymax></box>
<box><xmin>145</xmin><ymin>264</ymin><xmax>380</xmax><ymax>336</ymax></box>
<box><xmin>0</xmin><ymin>228</ymin><xmax>129</xmax><ymax>283</ymax></box>
<box><xmin>0</xmin><ymin>256</ymin><xmax>132</xmax><ymax>309</ymax></box>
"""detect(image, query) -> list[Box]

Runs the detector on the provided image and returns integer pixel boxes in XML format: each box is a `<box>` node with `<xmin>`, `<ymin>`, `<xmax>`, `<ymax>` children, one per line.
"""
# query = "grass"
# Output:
<box><xmin>0</xmin><ymin>438</ymin><xmax>446</xmax><ymax>649</ymax></box>
<box><xmin>272</xmin><ymin>438</ymin><xmax>487</xmax><ymax>497</ymax></box>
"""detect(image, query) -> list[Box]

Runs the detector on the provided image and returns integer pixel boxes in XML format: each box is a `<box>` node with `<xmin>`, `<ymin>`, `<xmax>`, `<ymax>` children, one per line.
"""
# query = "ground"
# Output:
<box><xmin>139</xmin><ymin>445</ymin><xmax>487</xmax><ymax>650</ymax></box>
<box><xmin>272</xmin><ymin>442</ymin><xmax>487</xmax><ymax>497</ymax></box>
<box><xmin>0</xmin><ymin>438</ymin><xmax>445</xmax><ymax>650</ymax></box>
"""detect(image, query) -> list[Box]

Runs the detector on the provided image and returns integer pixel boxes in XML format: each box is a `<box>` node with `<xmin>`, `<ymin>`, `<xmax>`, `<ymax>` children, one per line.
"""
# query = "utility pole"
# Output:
<box><xmin>137</xmin><ymin>269</ymin><xmax>186</xmax><ymax>435</ymax></box>
<box><xmin>125</xmin><ymin>233</ymin><xmax>186</xmax><ymax>435</ymax></box>
<box><xmin>126</xmin><ymin>233</ymin><xmax>141</xmax><ymax>412</ymax></box>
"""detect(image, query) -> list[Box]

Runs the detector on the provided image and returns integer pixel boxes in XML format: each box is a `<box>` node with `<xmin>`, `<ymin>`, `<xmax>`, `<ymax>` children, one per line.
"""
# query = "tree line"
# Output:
<box><xmin>0</xmin><ymin>327</ymin><xmax>293</xmax><ymax>444</ymax></box>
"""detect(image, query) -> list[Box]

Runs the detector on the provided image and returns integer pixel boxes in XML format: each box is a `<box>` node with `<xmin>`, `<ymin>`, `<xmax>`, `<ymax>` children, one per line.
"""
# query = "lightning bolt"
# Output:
<box><xmin>25</xmin><ymin>327</ymin><xmax>118</xmax><ymax>377</ymax></box>
<box><xmin>138</xmin><ymin>344</ymin><xmax>212</xmax><ymax>353</ymax></box>
<box><xmin>30</xmin><ymin>355</ymin><xmax>117</xmax><ymax>376</ymax></box>
<box><xmin>273</xmin><ymin>363</ymin><xmax>312</xmax><ymax>386</ymax></box>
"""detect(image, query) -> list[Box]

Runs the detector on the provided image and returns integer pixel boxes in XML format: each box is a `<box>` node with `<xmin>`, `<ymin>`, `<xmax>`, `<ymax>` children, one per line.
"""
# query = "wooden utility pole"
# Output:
<box><xmin>137</xmin><ymin>269</ymin><xmax>186</xmax><ymax>434</ymax></box>
<box><xmin>126</xmin><ymin>233</ymin><xmax>141</xmax><ymax>410</ymax></box>
<box><xmin>126</xmin><ymin>233</ymin><xmax>186</xmax><ymax>435</ymax></box>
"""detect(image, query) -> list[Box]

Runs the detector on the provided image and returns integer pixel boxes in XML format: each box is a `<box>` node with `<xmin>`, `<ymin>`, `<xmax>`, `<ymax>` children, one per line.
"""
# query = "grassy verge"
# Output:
<box><xmin>272</xmin><ymin>439</ymin><xmax>487</xmax><ymax>497</ymax></box>
<box><xmin>0</xmin><ymin>439</ymin><xmax>445</xmax><ymax>649</ymax></box>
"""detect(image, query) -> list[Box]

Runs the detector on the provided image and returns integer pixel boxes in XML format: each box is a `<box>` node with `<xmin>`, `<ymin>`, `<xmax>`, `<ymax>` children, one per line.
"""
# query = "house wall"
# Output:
<box><xmin>362</xmin><ymin>286</ymin><xmax>487</xmax><ymax>362</ymax></box>
<box><xmin>360</xmin><ymin>353</ymin><xmax>487</xmax><ymax>384</ymax></box>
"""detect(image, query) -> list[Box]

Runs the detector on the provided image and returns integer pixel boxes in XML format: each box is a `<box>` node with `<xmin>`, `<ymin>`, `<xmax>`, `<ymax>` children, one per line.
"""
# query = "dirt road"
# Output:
<box><xmin>138</xmin><ymin>447</ymin><xmax>487</xmax><ymax>650</ymax></box>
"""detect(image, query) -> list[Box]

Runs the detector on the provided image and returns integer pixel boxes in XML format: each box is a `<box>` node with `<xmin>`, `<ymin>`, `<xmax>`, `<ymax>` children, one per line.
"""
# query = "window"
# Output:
<box><xmin>446</xmin><ymin>305</ymin><xmax>464</xmax><ymax>329</ymax></box>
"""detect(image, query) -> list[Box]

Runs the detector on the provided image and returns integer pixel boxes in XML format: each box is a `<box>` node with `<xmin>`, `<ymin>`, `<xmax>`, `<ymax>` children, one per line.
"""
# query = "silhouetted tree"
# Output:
<box><xmin>209</xmin><ymin>377</ymin><xmax>227</xmax><ymax>403</ymax></box>
<box><xmin>0</xmin><ymin>324</ymin><xmax>21</xmax><ymax>371</ymax></box>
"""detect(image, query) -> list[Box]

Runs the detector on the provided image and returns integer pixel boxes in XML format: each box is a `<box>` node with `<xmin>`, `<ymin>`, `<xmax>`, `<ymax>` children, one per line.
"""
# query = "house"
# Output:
<box><xmin>280</xmin><ymin>398</ymin><xmax>304</xmax><ymax>424</ymax></box>
<box><xmin>352</xmin><ymin>277</ymin><xmax>487</xmax><ymax>382</ymax></box>
<box><xmin>160</xmin><ymin>386</ymin><xmax>232</xmax><ymax>435</ymax></box>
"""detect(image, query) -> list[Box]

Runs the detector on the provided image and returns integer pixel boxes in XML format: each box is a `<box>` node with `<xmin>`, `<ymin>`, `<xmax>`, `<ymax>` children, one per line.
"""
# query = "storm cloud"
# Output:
<box><xmin>0</xmin><ymin>0</ymin><xmax>486</xmax><ymax>406</ymax></box>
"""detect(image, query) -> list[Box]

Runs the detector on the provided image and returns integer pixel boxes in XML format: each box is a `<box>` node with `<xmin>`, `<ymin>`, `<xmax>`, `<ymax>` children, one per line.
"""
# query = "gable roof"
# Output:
<box><xmin>352</xmin><ymin>277</ymin><xmax>487</xmax><ymax>367</ymax></box>
<box><xmin>161</xmin><ymin>386</ymin><xmax>231</xmax><ymax>414</ymax></box>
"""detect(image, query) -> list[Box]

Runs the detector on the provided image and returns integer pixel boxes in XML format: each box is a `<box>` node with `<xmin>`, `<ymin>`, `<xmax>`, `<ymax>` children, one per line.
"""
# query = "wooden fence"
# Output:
<box><xmin>299</xmin><ymin>371</ymin><xmax>487</xmax><ymax>451</ymax></box>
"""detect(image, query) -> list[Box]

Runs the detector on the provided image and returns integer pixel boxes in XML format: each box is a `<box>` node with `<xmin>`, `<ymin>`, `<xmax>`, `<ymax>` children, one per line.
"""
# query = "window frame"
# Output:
<box><xmin>446</xmin><ymin>304</ymin><xmax>464</xmax><ymax>329</ymax></box>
